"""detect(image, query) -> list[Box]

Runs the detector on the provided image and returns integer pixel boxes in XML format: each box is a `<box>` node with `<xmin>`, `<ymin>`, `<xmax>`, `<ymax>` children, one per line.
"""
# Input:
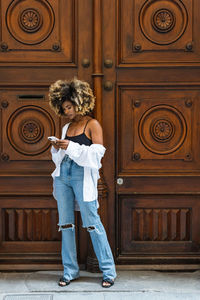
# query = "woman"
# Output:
<box><xmin>49</xmin><ymin>78</ymin><xmax>116</xmax><ymax>288</ymax></box>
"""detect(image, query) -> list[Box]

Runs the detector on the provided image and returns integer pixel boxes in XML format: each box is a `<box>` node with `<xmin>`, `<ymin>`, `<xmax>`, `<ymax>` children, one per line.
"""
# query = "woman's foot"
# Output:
<box><xmin>102</xmin><ymin>278</ymin><xmax>114</xmax><ymax>288</ymax></box>
<box><xmin>58</xmin><ymin>276</ymin><xmax>70</xmax><ymax>287</ymax></box>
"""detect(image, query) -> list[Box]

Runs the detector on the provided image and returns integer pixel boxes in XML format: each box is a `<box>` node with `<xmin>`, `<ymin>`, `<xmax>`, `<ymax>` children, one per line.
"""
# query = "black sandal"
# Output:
<box><xmin>58</xmin><ymin>276</ymin><xmax>70</xmax><ymax>287</ymax></box>
<box><xmin>102</xmin><ymin>278</ymin><xmax>114</xmax><ymax>288</ymax></box>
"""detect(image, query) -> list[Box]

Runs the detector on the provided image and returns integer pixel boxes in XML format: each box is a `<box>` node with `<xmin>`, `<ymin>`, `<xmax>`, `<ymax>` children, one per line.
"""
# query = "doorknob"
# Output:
<box><xmin>104</xmin><ymin>81</ymin><xmax>113</xmax><ymax>91</ymax></box>
<box><xmin>82</xmin><ymin>58</ymin><xmax>90</xmax><ymax>68</ymax></box>
<box><xmin>104</xmin><ymin>59</ymin><xmax>113</xmax><ymax>68</ymax></box>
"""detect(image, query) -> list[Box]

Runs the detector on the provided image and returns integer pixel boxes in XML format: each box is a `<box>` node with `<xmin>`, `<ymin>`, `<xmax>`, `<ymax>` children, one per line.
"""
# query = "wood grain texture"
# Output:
<box><xmin>3</xmin><ymin>208</ymin><xmax>60</xmax><ymax>241</ymax></box>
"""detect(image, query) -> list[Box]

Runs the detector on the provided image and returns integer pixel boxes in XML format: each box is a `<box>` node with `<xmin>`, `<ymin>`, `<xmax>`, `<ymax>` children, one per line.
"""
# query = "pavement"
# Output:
<box><xmin>0</xmin><ymin>269</ymin><xmax>200</xmax><ymax>300</ymax></box>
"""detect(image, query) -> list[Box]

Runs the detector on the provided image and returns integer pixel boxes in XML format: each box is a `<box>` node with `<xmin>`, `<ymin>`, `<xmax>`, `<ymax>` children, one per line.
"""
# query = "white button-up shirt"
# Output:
<box><xmin>51</xmin><ymin>123</ymin><xmax>106</xmax><ymax>206</ymax></box>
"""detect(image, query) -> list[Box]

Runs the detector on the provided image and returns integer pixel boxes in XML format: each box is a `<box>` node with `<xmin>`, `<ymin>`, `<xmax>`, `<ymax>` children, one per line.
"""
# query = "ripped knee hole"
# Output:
<box><xmin>88</xmin><ymin>226</ymin><xmax>95</xmax><ymax>230</ymax></box>
<box><xmin>62</xmin><ymin>224</ymin><xmax>74</xmax><ymax>229</ymax></box>
<box><xmin>58</xmin><ymin>224</ymin><xmax>75</xmax><ymax>231</ymax></box>
<box><xmin>87</xmin><ymin>225</ymin><xmax>102</xmax><ymax>234</ymax></box>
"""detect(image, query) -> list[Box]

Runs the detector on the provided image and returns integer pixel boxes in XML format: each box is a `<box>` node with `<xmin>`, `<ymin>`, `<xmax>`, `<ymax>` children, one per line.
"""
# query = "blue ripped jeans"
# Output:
<box><xmin>53</xmin><ymin>155</ymin><xmax>116</xmax><ymax>281</ymax></box>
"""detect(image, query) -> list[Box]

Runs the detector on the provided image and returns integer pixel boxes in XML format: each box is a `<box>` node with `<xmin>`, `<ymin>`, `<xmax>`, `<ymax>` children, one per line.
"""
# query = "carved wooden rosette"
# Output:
<box><xmin>6</xmin><ymin>0</ymin><xmax>54</xmax><ymax>45</ymax></box>
<box><xmin>5</xmin><ymin>103</ymin><xmax>55</xmax><ymax>158</ymax></box>
<box><xmin>86</xmin><ymin>0</ymin><xmax>109</xmax><ymax>272</ymax></box>
<box><xmin>139</xmin><ymin>1</ymin><xmax>187</xmax><ymax>45</ymax></box>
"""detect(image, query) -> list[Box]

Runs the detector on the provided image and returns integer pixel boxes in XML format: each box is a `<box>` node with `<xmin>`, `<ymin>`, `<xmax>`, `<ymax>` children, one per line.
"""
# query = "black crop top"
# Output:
<box><xmin>65</xmin><ymin>120</ymin><xmax>92</xmax><ymax>146</ymax></box>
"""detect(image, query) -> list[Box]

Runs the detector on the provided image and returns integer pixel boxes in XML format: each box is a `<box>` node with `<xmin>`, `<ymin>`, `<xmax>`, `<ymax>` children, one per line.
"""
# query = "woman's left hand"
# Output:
<box><xmin>56</xmin><ymin>139</ymin><xmax>70</xmax><ymax>150</ymax></box>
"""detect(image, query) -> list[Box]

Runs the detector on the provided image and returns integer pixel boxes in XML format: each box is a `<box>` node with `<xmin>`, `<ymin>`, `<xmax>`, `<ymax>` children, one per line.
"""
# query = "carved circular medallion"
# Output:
<box><xmin>139</xmin><ymin>0</ymin><xmax>188</xmax><ymax>45</ymax></box>
<box><xmin>139</xmin><ymin>105</ymin><xmax>187</xmax><ymax>155</ymax></box>
<box><xmin>6</xmin><ymin>0</ymin><xmax>55</xmax><ymax>45</ymax></box>
<box><xmin>7</xmin><ymin>105</ymin><xmax>55</xmax><ymax>156</ymax></box>
<box><xmin>19</xmin><ymin>119</ymin><xmax>44</xmax><ymax>143</ymax></box>
<box><xmin>19</xmin><ymin>8</ymin><xmax>42</xmax><ymax>33</ymax></box>
<box><xmin>152</xmin><ymin>9</ymin><xmax>175</xmax><ymax>33</ymax></box>
<box><xmin>151</xmin><ymin>119</ymin><xmax>175</xmax><ymax>142</ymax></box>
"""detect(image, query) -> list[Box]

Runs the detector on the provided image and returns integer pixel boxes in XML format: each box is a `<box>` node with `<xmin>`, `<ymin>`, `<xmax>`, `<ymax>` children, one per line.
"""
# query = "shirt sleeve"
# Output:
<box><xmin>51</xmin><ymin>146</ymin><xmax>59</xmax><ymax>165</ymax></box>
<box><xmin>65</xmin><ymin>141</ymin><xmax>106</xmax><ymax>169</ymax></box>
<box><xmin>51</xmin><ymin>146</ymin><xmax>58</xmax><ymax>154</ymax></box>
<box><xmin>50</xmin><ymin>123</ymin><xmax>70</xmax><ymax>165</ymax></box>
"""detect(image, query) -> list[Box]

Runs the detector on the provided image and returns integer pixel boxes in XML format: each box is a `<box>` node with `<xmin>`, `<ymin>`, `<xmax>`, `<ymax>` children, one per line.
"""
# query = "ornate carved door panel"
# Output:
<box><xmin>116</xmin><ymin>84</ymin><xmax>200</xmax><ymax>261</ymax></box>
<box><xmin>0</xmin><ymin>0</ymin><xmax>93</xmax><ymax>270</ymax></box>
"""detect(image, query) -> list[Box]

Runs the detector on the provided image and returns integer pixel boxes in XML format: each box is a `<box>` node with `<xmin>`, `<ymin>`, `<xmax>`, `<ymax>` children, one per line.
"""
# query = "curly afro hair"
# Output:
<box><xmin>49</xmin><ymin>78</ymin><xmax>95</xmax><ymax>116</ymax></box>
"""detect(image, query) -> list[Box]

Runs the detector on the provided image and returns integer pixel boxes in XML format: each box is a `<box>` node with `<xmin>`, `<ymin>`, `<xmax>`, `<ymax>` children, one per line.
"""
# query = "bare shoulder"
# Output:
<box><xmin>87</xmin><ymin>118</ymin><xmax>103</xmax><ymax>144</ymax></box>
<box><xmin>88</xmin><ymin>118</ymin><xmax>102</xmax><ymax>131</ymax></box>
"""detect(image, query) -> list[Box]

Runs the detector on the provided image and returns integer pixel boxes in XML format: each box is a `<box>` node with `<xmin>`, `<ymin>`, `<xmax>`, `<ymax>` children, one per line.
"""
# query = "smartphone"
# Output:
<box><xmin>48</xmin><ymin>136</ymin><xmax>59</xmax><ymax>142</ymax></box>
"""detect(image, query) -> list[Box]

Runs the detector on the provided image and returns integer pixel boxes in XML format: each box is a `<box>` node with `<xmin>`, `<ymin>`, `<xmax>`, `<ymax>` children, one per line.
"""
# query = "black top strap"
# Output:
<box><xmin>83</xmin><ymin>119</ymin><xmax>91</xmax><ymax>133</ymax></box>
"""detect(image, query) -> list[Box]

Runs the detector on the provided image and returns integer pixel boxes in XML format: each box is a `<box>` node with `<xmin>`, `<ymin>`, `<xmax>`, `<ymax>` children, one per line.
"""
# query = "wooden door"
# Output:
<box><xmin>101</xmin><ymin>0</ymin><xmax>200</xmax><ymax>268</ymax></box>
<box><xmin>0</xmin><ymin>0</ymin><xmax>93</xmax><ymax>270</ymax></box>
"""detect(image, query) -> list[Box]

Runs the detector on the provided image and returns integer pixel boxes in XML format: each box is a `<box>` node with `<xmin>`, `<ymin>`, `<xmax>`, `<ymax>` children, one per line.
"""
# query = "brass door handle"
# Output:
<box><xmin>104</xmin><ymin>59</ymin><xmax>113</xmax><ymax>68</ymax></box>
<box><xmin>82</xmin><ymin>58</ymin><xmax>90</xmax><ymax>68</ymax></box>
<box><xmin>104</xmin><ymin>81</ymin><xmax>113</xmax><ymax>91</ymax></box>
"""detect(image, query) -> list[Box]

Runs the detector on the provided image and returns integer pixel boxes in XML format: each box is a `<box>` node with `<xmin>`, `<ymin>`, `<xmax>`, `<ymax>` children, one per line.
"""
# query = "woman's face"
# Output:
<box><xmin>62</xmin><ymin>100</ymin><xmax>76</xmax><ymax>120</ymax></box>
